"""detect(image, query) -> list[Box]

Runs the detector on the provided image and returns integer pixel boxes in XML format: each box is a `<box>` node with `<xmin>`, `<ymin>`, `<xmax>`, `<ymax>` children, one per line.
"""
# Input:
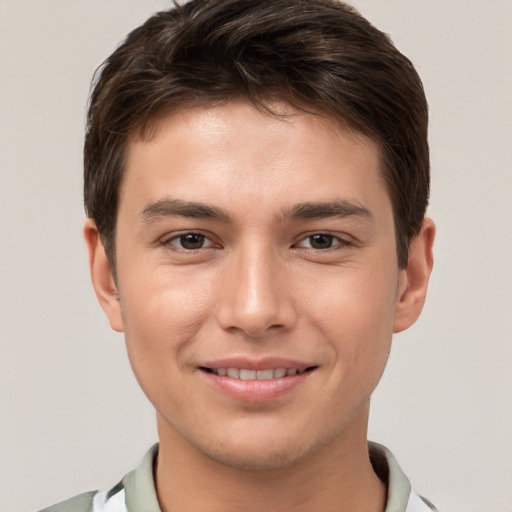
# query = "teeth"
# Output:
<box><xmin>256</xmin><ymin>369</ymin><xmax>274</xmax><ymax>380</ymax></box>
<box><xmin>239</xmin><ymin>369</ymin><xmax>257</xmax><ymax>380</ymax></box>
<box><xmin>210</xmin><ymin>367</ymin><xmax>304</xmax><ymax>380</ymax></box>
<box><xmin>227</xmin><ymin>368</ymin><xmax>240</xmax><ymax>379</ymax></box>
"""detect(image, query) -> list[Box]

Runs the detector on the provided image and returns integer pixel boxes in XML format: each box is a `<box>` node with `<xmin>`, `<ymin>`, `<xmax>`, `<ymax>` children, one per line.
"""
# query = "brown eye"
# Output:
<box><xmin>308</xmin><ymin>234</ymin><xmax>334</xmax><ymax>249</ymax></box>
<box><xmin>295</xmin><ymin>233</ymin><xmax>351</xmax><ymax>251</ymax></box>
<box><xmin>178</xmin><ymin>233</ymin><xmax>205</xmax><ymax>249</ymax></box>
<box><xmin>167</xmin><ymin>233</ymin><xmax>212</xmax><ymax>250</ymax></box>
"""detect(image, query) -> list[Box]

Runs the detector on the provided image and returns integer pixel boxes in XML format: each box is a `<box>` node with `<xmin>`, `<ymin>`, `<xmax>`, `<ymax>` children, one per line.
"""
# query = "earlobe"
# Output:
<box><xmin>393</xmin><ymin>218</ymin><xmax>435</xmax><ymax>333</ymax></box>
<box><xmin>83</xmin><ymin>219</ymin><xmax>124</xmax><ymax>333</ymax></box>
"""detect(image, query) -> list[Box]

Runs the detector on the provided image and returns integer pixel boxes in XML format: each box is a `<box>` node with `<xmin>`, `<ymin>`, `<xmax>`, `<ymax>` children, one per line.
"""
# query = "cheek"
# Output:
<box><xmin>304</xmin><ymin>262</ymin><xmax>399</xmax><ymax>376</ymax></box>
<box><xmin>307</xmin><ymin>262</ymin><xmax>398</xmax><ymax>329</ymax></box>
<box><xmin>118</xmin><ymin>266</ymin><xmax>214</xmax><ymax>371</ymax></box>
<box><xmin>117</xmin><ymin>269</ymin><xmax>217</xmax><ymax>419</ymax></box>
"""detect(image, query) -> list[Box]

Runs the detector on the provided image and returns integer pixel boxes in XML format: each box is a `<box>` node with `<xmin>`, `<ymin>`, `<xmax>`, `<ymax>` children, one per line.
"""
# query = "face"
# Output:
<box><xmin>87</xmin><ymin>100</ymin><xmax>433</xmax><ymax>471</ymax></box>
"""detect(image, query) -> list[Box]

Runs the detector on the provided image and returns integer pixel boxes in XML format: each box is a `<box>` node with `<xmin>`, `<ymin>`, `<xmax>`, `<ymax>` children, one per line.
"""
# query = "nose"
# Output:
<box><xmin>215</xmin><ymin>243</ymin><xmax>297</xmax><ymax>338</ymax></box>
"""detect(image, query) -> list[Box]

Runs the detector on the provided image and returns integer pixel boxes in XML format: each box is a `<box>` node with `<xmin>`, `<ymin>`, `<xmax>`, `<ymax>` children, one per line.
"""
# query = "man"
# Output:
<box><xmin>41</xmin><ymin>0</ymin><xmax>436</xmax><ymax>510</ymax></box>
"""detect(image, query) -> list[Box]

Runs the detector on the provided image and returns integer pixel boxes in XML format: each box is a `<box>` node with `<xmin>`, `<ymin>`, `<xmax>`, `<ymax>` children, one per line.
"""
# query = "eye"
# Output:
<box><xmin>295</xmin><ymin>233</ymin><xmax>348</xmax><ymax>250</ymax></box>
<box><xmin>165</xmin><ymin>232</ymin><xmax>215</xmax><ymax>250</ymax></box>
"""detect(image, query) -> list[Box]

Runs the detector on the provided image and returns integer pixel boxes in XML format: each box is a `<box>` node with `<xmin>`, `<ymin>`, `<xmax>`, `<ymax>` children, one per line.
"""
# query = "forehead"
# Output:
<box><xmin>121</xmin><ymin>100</ymin><xmax>389</xmax><ymax>219</ymax></box>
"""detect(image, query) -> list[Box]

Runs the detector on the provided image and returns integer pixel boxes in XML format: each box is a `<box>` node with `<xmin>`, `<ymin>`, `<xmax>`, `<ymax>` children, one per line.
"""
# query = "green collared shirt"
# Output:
<box><xmin>39</xmin><ymin>442</ymin><xmax>437</xmax><ymax>512</ymax></box>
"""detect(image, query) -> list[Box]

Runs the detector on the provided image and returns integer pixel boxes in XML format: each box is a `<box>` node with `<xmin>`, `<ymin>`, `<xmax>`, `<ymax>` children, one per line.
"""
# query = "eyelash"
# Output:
<box><xmin>162</xmin><ymin>232</ymin><xmax>218</xmax><ymax>251</ymax></box>
<box><xmin>293</xmin><ymin>233</ymin><xmax>352</xmax><ymax>251</ymax></box>
<box><xmin>161</xmin><ymin>231</ymin><xmax>352</xmax><ymax>252</ymax></box>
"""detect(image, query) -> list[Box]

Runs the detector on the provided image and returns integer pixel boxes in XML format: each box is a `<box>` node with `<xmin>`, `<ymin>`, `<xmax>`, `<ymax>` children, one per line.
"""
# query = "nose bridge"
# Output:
<box><xmin>215</xmin><ymin>238</ymin><xmax>295</xmax><ymax>337</ymax></box>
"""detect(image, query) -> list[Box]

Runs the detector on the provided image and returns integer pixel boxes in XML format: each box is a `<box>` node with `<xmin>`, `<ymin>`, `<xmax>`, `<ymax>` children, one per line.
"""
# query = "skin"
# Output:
<box><xmin>85</xmin><ymin>100</ymin><xmax>435</xmax><ymax>512</ymax></box>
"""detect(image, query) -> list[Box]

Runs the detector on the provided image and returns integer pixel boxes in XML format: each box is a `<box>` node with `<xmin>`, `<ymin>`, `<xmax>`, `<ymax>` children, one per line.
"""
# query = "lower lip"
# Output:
<box><xmin>200</xmin><ymin>370</ymin><xmax>312</xmax><ymax>403</ymax></box>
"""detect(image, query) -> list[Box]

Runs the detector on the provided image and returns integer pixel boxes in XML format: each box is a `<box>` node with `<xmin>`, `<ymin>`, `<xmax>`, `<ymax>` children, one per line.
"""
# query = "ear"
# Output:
<box><xmin>393</xmin><ymin>218</ymin><xmax>435</xmax><ymax>333</ymax></box>
<box><xmin>83</xmin><ymin>219</ymin><xmax>124</xmax><ymax>333</ymax></box>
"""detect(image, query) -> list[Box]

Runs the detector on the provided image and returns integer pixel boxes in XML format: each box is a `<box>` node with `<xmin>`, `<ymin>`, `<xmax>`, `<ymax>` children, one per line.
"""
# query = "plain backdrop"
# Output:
<box><xmin>1</xmin><ymin>1</ymin><xmax>511</xmax><ymax>511</ymax></box>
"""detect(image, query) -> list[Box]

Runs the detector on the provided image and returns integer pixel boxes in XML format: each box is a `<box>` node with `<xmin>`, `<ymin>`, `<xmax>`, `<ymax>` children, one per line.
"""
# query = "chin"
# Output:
<box><xmin>191</xmin><ymin>421</ymin><xmax>341</xmax><ymax>472</ymax></box>
<box><xmin>199</xmin><ymin>441</ymin><xmax>311</xmax><ymax>472</ymax></box>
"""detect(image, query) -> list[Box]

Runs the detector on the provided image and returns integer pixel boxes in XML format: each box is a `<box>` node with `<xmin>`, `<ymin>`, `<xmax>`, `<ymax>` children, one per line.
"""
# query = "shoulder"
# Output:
<box><xmin>37</xmin><ymin>444</ymin><xmax>159</xmax><ymax>512</ymax></box>
<box><xmin>407</xmin><ymin>491</ymin><xmax>439</xmax><ymax>511</ymax></box>
<box><xmin>38</xmin><ymin>491</ymin><xmax>97</xmax><ymax>512</ymax></box>
<box><xmin>38</xmin><ymin>485</ymin><xmax>128</xmax><ymax>512</ymax></box>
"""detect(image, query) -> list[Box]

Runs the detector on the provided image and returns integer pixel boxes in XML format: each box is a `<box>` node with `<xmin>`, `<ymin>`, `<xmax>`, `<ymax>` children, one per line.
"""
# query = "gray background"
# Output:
<box><xmin>1</xmin><ymin>1</ymin><xmax>511</xmax><ymax>511</ymax></box>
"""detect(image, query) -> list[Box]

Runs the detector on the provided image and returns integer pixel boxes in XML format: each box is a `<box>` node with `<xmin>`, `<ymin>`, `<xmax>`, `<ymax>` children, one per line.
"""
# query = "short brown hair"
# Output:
<box><xmin>84</xmin><ymin>0</ymin><xmax>429</xmax><ymax>269</ymax></box>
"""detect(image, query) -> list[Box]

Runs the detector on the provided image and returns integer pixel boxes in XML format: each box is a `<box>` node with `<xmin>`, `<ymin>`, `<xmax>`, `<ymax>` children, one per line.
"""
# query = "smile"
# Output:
<box><xmin>199</xmin><ymin>363</ymin><xmax>317</xmax><ymax>402</ymax></box>
<box><xmin>202</xmin><ymin>367</ymin><xmax>315</xmax><ymax>380</ymax></box>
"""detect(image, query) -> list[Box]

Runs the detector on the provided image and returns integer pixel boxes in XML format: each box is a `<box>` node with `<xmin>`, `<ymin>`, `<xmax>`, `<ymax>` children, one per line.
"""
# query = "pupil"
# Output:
<box><xmin>310</xmin><ymin>234</ymin><xmax>333</xmax><ymax>249</ymax></box>
<box><xmin>181</xmin><ymin>233</ymin><xmax>205</xmax><ymax>249</ymax></box>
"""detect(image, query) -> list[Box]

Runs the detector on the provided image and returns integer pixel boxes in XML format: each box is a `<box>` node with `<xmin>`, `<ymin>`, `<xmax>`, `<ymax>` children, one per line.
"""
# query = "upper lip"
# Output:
<box><xmin>200</xmin><ymin>356</ymin><xmax>316</xmax><ymax>371</ymax></box>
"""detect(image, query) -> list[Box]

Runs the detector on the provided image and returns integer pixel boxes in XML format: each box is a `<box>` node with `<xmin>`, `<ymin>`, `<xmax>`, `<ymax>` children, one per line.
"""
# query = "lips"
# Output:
<box><xmin>199</xmin><ymin>359</ymin><xmax>317</xmax><ymax>402</ymax></box>
<box><xmin>202</xmin><ymin>367</ymin><xmax>312</xmax><ymax>380</ymax></box>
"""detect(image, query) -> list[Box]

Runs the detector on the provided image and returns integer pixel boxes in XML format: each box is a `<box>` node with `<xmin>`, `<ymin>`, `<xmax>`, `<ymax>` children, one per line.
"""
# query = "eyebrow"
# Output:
<box><xmin>140</xmin><ymin>199</ymin><xmax>232</xmax><ymax>223</ymax></box>
<box><xmin>139</xmin><ymin>198</ymin><xmax>373</xmax><ymax>224</ymax></box>
<box><xmin>282</xmin><ymin>199</ymin><xmax>374</xmax><ymax>222</ymax></box>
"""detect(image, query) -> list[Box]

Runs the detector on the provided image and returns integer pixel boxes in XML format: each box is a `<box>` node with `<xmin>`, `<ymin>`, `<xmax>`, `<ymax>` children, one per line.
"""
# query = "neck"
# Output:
<box><xmin>154</xmin><ymin>410</ymin><xmax>386</xmax><ymax>512</ymax></box>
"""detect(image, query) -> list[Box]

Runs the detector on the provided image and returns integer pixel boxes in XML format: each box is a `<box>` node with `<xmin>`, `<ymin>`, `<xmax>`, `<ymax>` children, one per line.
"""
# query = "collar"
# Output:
<box><xmin>369</xmin><ymin>441</ymin><xmax>413</xmax><ymax>511</ymax></box>
<box><xmin>122</xmin><ymin>442</ymin><xmax>417</xmax><ymax>512</ymax></box>
<box><xmin>122</xmin><ymin>444</ymin><xmax>160</xmax><ymax>512</ymax></box>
